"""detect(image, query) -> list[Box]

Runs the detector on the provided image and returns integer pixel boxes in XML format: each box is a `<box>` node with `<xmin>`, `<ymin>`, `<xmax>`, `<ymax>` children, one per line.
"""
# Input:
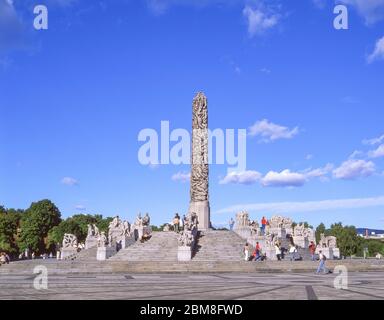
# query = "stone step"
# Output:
<box><xmin>110</xmin><ymin>231</ymin><xmax>179</xmax><ymax>262</ymax></box>
<box><xmin>193</xmin><ymin>230</ymin><xmax>247</xmax><ymax>262</ymax></box>
<box><xmin>2</xmin><ymin>259</ymin><xmax>383</xmax><ymax>275</ymax></box>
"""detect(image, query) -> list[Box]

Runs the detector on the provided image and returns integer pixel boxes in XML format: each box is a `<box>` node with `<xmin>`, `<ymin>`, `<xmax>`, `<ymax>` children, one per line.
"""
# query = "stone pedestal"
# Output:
<box><xmin>293</xmin><ymin>236</ymin><xmax>309</xmax><ymax>249</ymax></box>
<box><xmin>85</xmin><ymin>236</ymin><xmax>99</xmax><ymax>250</ymax></box>
<box><xmin>247</xmin><ymin>236</ymin><xmax>265</xmax><ymax>249</ymax></box>
<box><xmin>178</xmin><ymin>246</ymin><xmax>193</xmax><ymax>262</ymax></box>
<box><xmin>265</xmin><ymin>248</ymin><xmax>277</xmax><ymax>261</ymax></box>
<box><xmin>118</xmin><ymin>235</ymin><xmax>135</xmax><ymax>250</ymax></box>
<box><xmin>60</xmin><ymin>247</ymin><xmax>78</xmax><ymax>260</ymax></box>
<box><xmin>97</xmin><ymin>246</ymin><xmax>116</xmax><ymax>261</ymax></box>
<box><xmin>317</xmin><ymin>247</ymin><xmax>334</xmax><ymax>260</ymax></box>
<box><xmin>333</xmin><ymin>248</ymin><xmax>340</xmax><ymax>259</ymax></box>
<box><xmin>189</xmin><ymin>200</ymin><xmax>210</xmax><ymax>230</ymax></box>
<box><xmin>235</xmin><ymin>227</ymin><xmax>252</xmax><ymax>240</ymax></box>
<box><xmin>134</xmin><ymin>226</ymin><xmax>152</xmax><ymax>241</ymax></box>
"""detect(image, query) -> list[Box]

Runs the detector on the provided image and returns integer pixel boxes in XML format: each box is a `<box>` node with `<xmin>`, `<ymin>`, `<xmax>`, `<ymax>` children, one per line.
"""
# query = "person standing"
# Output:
<box><xmin>244</xmin><ymin>243</ymin><xmax>250</xmax><ymax>261</ymax></box>
<box><xmin>261</xmin><ymin>216</ymin><xmax>267</xmax><ymax>235</ymax></box>
<box><xmin>316</xmin><ymin>250</ymin><xmax>329</xmax><ymax>274</ymax></box>
<box><xmin>309</xmin><ymin>241</ymin><xmax>316</xmax><ymax>261</ymax></box>
<box><xmin>275</xmin><ymin>242</ymin><xmax>282</xmax><ymax>261</ymax></box>
<box><xmin>173</xmin><ymin>214</ymin><xmax>180</xmax><ymax>233</ymax></box>
<box><xmin>229</xmin><ymin>218</ymin><xmax>235</xmax><ymax>231</ymax></box>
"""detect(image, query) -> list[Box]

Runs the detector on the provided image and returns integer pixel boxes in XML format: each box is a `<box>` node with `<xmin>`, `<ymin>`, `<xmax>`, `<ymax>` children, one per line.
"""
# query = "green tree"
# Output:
<box><xmin>315</xmin><ymin>223</ymin><xmax>326</xmax><ymax>243</ymax></box>
<box><xmin>0</xmin><ymin>206</ymin><xmax>23</xmax><ymax>255</ymax></box>
<box><xmin>327</xmin><ymin>223</ymin><xmax>363</xmax><ymax>257</ymax></box>
<box><xmin>18</xmin><ymin>200</ymin><xmax>61</xmax><ymax>254</ymax></box>
<box><xmin>95</xmin><ymin>216</ymin><xmax>113</xmax><ymax>233</ymax></box>
<box><xmin>46</xmin><ymin>214</ymin><xmax>113</xmax><ymax>249</ymax></box>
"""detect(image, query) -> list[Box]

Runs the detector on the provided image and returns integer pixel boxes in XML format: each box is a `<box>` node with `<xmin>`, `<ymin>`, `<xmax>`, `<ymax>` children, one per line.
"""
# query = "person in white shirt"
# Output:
<box><xmin>316</xmin><ymin>250</ymin><xmax>329</xmax><ymax>274</ymax></box>
<box><xmin>244</xmin><ymin>243</ymin><xmax>250</xmax><ymax>261</ymax></box>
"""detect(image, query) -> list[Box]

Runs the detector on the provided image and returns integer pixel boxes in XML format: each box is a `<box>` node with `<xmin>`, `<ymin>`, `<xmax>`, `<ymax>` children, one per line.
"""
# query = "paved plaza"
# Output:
<box><xmin>1</xmin><ymin>271</ymin><xmax>384</xmax><ymax>300</ymax></box>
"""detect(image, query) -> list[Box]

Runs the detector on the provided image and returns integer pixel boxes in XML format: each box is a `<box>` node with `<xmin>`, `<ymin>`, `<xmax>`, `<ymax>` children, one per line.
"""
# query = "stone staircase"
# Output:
<box><xmin>109</xmin><ymin>231</ymin><xmax>179</xmax><ymax>261</ymax></box>
<box><xmin>67</xmin><ymin>247</ymin><xmax>98</xmax><ymax>261</ymax></box>
<box><xmin>192</xmin><ymin>230</ymin><xmax>246</xmax><ymax>262</ymax></box>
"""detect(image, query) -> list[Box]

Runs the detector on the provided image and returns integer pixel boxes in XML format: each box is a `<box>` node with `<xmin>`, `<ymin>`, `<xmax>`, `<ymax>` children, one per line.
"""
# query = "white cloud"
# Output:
<box><xmin>243</xmin><ymin>4</ymin><xmax>280</xmax><ymax>37</ymax></box>
<box><xmin>338</xmin><ymin>0</ymin><xmax>384</xmax><ymax>24</ymax></box>
<box><xmin>248</xmin><ymin>119</ymin><xmax>299</xmax><ymax>143</ymax></box>
<box><xmin>219</xmin><ymin>170</ymin><xmax>262</xmax><ymax>185</ymax></box>
<box><xmin>61</xmin><ymin>177</ymin><xmax>79</xmax><ymax>186</ymax></box>
<box><xmin>333</xmin><ymin>159</ymin><xmax>376</xmax><ymax>180</ymax></box>
<box><xmin>220</xmin><ymin>164</ymin><xmax>333</xmax><ymax>187</ymax></box>
<box><xmin>171</xmin><ymin>171</ymin><xmax>190</xmax><ymax>183</ymax></box>
<box><xmin>304</xmin><ymin>163</ymin><xmax>334</xmax><ymax>179</ymax></box>
<box><xmin>341</xmin><ymin>96</ymin><xmax>359</xmax><ymax>104</ymax></box>
<box><xmin>349</xmin><ymin>150</ymin><xmax>364</xmax><ymax>159</ymax></box>
<box><xmin>363</xmin><ymin>133</ymin><xmax>384</xmax><ymax>145</ymax></box>
<box><xmin>0</xmin><ymin>0</ymin><xmax>23</xmax><ymax>52</ymax></box>
<box><xmin>313</xmin><ymin>0</ymin><xmax>327</xmax><ymax>9</ymax></box>
<box><xmin>260</xmin><ymin>67</ymin><xmax>271</xmax><ymax>74</ymax></box>
<box><xmin>369</xmin><ymin>144</ymin><xmax>384</xmax><ymax>158</ymax></box>
<box><xmin>75</xmin><ymin>205</ymin><xmax>86</xmax><ymax>211</ymax></box>
<box><xmin>367</xmin><ymin>36</ymin><xmax>384</xmax><ymax>63</ymax></box>
<box><xmin>215</xmin><ymin>195</ymin><xmax>384</xmax><ymax>214</ymax></box>
<box><xmin>145</xmin><ymin>0</ymin><xmax>238</xmax><ymax>15</ymax></box>
<box><xmin>261</xmin><ymin>169</ymin><xmax>306</xmax><ymax>187</ymax></box>
<box><xmin>305</xmin><ymin>154</ymin><xmax>314</xmax><ymax>160</ymax></box>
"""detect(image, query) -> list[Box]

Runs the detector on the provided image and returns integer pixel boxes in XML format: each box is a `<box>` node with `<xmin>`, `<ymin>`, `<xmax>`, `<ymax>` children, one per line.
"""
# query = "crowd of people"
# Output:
<box><xmin>237</xmin><ymin>216</ymin><xmax>334</xmax><ymax>275</ymax></box>
<box><xmin>172</xmin><ymin>213</ymin><xmax>190</xmax><ymax>233</ymax></box>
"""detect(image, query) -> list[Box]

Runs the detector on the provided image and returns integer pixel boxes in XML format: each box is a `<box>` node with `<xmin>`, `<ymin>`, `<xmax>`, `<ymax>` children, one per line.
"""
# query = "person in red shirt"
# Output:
<box><xmin>252</xmin><ymin>242</ymin><xmax>262</xmax><ymax>261</ymax></box>
<box><xmin>309</xmin><ymin>241</ymin><xmax>316</xmax><ymax>261</ymax></box>
<box><xmin>261</xmin><ymin>217</ymin><xmax>267</xmax><ymax>235</ymax></box>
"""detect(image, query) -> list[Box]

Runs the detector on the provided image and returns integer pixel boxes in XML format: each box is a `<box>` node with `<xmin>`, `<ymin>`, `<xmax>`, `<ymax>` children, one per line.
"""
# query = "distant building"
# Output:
<box><xmin>357</xmin><ymin>228</ymin><xmax>384</xmax><ymax>240</ymax></box>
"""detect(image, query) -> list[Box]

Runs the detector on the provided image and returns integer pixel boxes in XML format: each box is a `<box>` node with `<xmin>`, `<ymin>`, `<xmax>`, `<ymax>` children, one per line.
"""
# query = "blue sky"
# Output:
<box><xmin>1</xmin><ymin>0</ymin><xmax>384</xmax><ymax>229</ymax></box>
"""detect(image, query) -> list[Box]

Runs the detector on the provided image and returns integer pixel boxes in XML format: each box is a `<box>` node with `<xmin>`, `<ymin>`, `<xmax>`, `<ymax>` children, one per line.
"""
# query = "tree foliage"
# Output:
<box><xmin>18</xmin><ymin>200</ymin><xmax>61</xmax><ymax>254</ymax></box>
<box><xmin>0</xmin><ymin>206</ymin><xmax>23</xmax><ymax>254</ymax></box>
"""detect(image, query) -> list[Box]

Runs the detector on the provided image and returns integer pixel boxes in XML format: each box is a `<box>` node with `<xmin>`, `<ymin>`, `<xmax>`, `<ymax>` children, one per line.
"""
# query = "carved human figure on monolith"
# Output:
<box><xmin>189</xmin><ymin>93</ymin><xmax>211</xmax><ymax>230</ymax></box>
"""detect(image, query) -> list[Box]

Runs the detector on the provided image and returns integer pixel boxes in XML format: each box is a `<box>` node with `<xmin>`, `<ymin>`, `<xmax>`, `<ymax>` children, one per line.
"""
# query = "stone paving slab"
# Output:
<box><xmin>1</xmin><ymin>272</ymin><xmax>384</xmax><ymax>300</ymax></box>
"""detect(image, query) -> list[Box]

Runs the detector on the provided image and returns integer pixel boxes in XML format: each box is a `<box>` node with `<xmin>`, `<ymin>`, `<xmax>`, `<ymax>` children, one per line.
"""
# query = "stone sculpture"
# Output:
<box><xmin>132</xmin><ymin>213</ymin><xmax>152</xmax><ymax>242</ymax></box>
<box><xmin>143</xmin><ymin>213</ymin><xmax>150</xmax><ymax>227</ymax></box>
<box><xmin>87</xmin><ymin>224</ymin><xmax>100</xmax><ymax>238</ymax></box>
<box><xmin>62</xmin><ymin>234</ymin><xmax>78</xmax><ymax>248</ymax></box>
<box><xmin>189</xmin><ymin>93</ymin><xmax>211</xmax><ymax>230</ymax></box>
<box><xmin>236</xmin><ymin>211</ymin><xmax>250</xmax><ymax>228</ymax></box>
<box><xmin>269</xmin><ymin>216</ymin><xmax>284</xmax><ymax>229</ymax></box>
<box><xmin>294</xmin><ymin>223</ymin><xmax>305</xmax><ymax>237</ymax></box>
<box><xmin>98</xmin><ymin>232</ymin><xmax>108</xmax><ymax>248</ymax></box>
<box><xmin>319</xmin><ymin>233</ymin><xmax>337</xmax><ymax>249</ymax></box>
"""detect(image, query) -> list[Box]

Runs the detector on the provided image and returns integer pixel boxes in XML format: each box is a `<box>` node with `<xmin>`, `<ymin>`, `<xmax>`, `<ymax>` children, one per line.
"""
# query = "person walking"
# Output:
<box><xmin>309</xmin><ymin>241</ymin><xmax>316</xmax><ymax>261</ymax></box>
<box><xmin>261</xmin><ymin>216</ymin><xmax>267</xmax><ymax>235</ymax></box>
<box><xmin>316</xmin><ymin>250</ymin><xmax>330</xmax><ymax>274</ymax></box>
<box><xmin>229</xmin><ymin>218</ymin><xmax>235</xmax><ymax>231</ymax></box>
<box><xmin>253</xmin><ymin>242</ymin><xmax>262</xmax><ymax>261</ymax></box>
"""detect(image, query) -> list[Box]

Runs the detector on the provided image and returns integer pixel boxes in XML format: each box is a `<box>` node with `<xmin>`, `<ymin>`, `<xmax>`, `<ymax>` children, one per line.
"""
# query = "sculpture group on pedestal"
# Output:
<box><xmin>131</xmin><ymin>213</ymin><xmax>152</xmax><ymax>242</ymax></box>
<box><xmin>85</xmin><ymin>224</ymin><xmax>101</xmax><ymax>249</ymax></box>
<box><xmin>177</xmin><ymin>212</ymin><xmax>199</xmax><ymax>261</ymax></box>
<box><xmin>233</xmin><ymin>212</ymin><xmax>340</xmax><ymax>261</ymax></box>
<box><xmin>62</xmin><ymin>233</ymin><xmax>78</xmax><ymax>249</ymax></box>
<box><xmin>60</xmin><ymin>233</ymin><xmax>79</xmax><ymax>259</ymax></box>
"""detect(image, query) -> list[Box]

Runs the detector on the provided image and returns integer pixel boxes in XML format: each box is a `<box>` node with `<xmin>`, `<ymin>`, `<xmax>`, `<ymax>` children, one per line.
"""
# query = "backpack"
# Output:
<box><xmin>322</xmin><ymin>254</ymin><xmax>327</xmax><ymax>261</ymax></box>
